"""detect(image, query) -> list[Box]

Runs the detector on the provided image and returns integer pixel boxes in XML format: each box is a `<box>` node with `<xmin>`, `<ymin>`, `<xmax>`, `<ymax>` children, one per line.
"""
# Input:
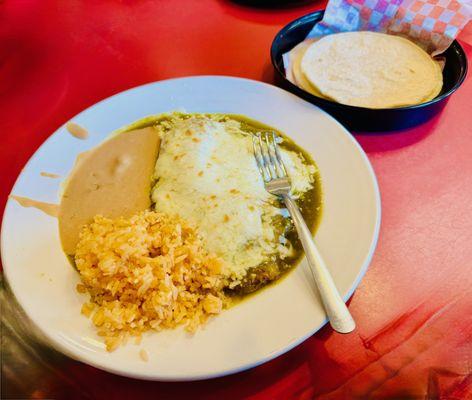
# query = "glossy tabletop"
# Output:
<box><xmin>1</xmin><ymin>1</ymin><xmax>471</xmax><ymax>399</ymax></box>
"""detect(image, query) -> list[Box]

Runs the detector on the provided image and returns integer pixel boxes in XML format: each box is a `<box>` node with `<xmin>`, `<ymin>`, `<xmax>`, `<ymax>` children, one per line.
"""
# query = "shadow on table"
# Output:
<box><xmin>353</xmin><ymin>115</ymin><xmax>441</xmax><ymax>154</ymax></box>
<box><xmin>227</xmin><ymin>0</ymin><xmax>317</xmax><ymax>8</ymax></box>
<box><xmin>1</xmin><ymin>272</ymin><xmax>337</xmax><ymax>400</ymax></box>
<box><xmin>216</xmin><ymin>0</ymin><xmax>319</xmax><ymax>25</ymax></box>
<box><xmin>1</xmin><ymin>275</ymin><xmax>87</xmax><ymax>399</ymax></box>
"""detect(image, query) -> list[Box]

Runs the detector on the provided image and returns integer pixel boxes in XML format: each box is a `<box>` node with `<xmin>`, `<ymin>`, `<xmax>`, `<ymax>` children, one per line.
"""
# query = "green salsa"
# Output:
<box><xmin>220</xmin><ymin>115</ymin><xmax>322</xmax><ymax>296</ymax></box>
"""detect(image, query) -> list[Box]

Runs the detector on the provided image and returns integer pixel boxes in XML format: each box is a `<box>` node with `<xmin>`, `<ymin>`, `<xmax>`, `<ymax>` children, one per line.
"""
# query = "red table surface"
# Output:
<box><xmin>1</xmin><ymin>1</ymin><xmax>471</xmax><ymax>399</ymax></box>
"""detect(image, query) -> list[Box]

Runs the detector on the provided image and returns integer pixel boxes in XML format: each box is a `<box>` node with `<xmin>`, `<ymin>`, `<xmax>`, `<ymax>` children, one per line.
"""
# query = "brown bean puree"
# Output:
<box><xmin>58</xmin><ymin>127</ymin><xmax>160</xmax><ymax>254</ymax></box>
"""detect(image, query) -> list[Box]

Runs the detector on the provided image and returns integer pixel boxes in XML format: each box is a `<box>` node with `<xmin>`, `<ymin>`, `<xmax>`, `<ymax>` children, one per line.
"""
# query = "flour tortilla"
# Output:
<box><xmin>289</xmin><ymin>39</ymin><xmax>327</xmax><ymax>99</ymax></box>
<box><xmin>300</xmin><ymin>32</ymin><xmax>443</xmax><ymax>109</ymax></box>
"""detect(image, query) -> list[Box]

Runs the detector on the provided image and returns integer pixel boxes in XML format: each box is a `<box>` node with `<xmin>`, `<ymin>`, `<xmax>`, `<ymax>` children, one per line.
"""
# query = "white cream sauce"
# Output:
<box><xmin>151</xmin><ymin>116</ymin><xmax>315</xmax><ymax>282</ymax></box>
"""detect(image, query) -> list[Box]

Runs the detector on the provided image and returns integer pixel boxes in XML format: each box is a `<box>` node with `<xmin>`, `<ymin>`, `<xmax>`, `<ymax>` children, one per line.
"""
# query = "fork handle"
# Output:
<box><xmin>283</xmin><ymin>195</ymin><xmax>356</xmax><ymax>334</ymax></box>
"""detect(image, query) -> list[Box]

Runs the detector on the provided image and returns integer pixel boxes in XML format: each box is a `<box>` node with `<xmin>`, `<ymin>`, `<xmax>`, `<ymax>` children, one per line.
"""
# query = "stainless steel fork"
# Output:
<box><xmin>253</xmin><ymin>132</ymin><xmax>355</xmax><ymax>333</ymax></box>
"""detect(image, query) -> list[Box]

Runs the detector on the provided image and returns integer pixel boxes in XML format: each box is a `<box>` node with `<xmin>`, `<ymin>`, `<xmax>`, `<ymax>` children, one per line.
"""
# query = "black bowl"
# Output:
<box><xmin>271</xmin><ymin>10</ymin><xmax>468</xmax><ymax>131</ymax></box>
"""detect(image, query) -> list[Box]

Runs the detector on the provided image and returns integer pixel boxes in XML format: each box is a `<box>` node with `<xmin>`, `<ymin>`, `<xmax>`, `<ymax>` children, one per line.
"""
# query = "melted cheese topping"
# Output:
<box><xmin>151</xmin><ymin>116</ymin><xmax>315</xmax><ymax>281</ymax></box>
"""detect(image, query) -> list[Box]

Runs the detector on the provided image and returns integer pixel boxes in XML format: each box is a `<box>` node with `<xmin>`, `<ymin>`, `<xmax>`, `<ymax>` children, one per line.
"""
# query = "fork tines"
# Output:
<box><xmin>252</xmin><ymin>132</ymin><xmax>288</xmax><ymax>182</ymax></box>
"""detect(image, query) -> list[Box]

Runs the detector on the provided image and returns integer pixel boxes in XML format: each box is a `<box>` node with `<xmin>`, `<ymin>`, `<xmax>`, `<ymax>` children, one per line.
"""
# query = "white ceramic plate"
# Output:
<box><xmin>1</xmin><ymin>76</ymin><xmax>380</xmax><ymax>381</ymax></box>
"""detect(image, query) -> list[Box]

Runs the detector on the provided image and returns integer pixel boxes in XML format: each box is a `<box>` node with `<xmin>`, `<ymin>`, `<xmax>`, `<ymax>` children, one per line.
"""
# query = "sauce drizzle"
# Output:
<box><xmin>10</xmin><ymin>195</ymin><xmax>59</xmax><ymax>217</ymax></box>
<box><xmin>40</xmin><ymin>172</ymin><xmax>61</xmax><ymax>179</ymax></box>
<box><xmin>66</xmin><ymin>122</ymin><xmax>89</xmax><ymax>140</ymax></box>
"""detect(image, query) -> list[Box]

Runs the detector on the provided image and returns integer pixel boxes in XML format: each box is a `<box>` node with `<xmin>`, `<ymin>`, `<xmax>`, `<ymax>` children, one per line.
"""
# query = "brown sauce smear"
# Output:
<box><xmin>66</xmin><ymin>122</ymin><xmax>89</xmax><ymax>140</ymax></box>
<box><xmin>40</xmin><ymin>172</ymin><xmax>61</xmax><ymax>179</ymax></box>
<box><xmin>10</xmin><ymin>195</ymin><xmax>59</xmax><ymax>217</ymax></box>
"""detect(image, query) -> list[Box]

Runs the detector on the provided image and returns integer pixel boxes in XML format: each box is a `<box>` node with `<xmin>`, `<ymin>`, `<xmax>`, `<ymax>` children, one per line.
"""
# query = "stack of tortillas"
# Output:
<box><xmin>288</xmin><ymin>31</ymin><xmax>443</xmax><ymax>109</ymax></box>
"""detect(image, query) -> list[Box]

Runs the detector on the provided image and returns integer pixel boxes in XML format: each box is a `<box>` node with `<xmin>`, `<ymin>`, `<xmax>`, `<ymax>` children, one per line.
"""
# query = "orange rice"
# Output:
<box><xmin>74</xmin><ymin>210</ymin><xmax>227</xmax><ymax>351</ymax></box>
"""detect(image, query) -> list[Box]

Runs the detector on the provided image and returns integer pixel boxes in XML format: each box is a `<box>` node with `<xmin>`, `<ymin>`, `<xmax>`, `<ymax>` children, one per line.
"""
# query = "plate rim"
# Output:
<box><xmin>1</xmin><ymin>75</ymin><xmax>381</xmax><ymax>381</ymax></box>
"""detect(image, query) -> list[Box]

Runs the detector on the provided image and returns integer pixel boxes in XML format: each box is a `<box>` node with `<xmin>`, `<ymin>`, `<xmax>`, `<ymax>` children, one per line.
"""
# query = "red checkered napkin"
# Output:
<box><xmin>306</xmin><ymin>0</ymin><xmax>472</xmax><ymax>55</ymax></box>
<box><xmin>388</xmin><ymin>0</ymin><xmax>472</xmax><ymax>54</ymax></box>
